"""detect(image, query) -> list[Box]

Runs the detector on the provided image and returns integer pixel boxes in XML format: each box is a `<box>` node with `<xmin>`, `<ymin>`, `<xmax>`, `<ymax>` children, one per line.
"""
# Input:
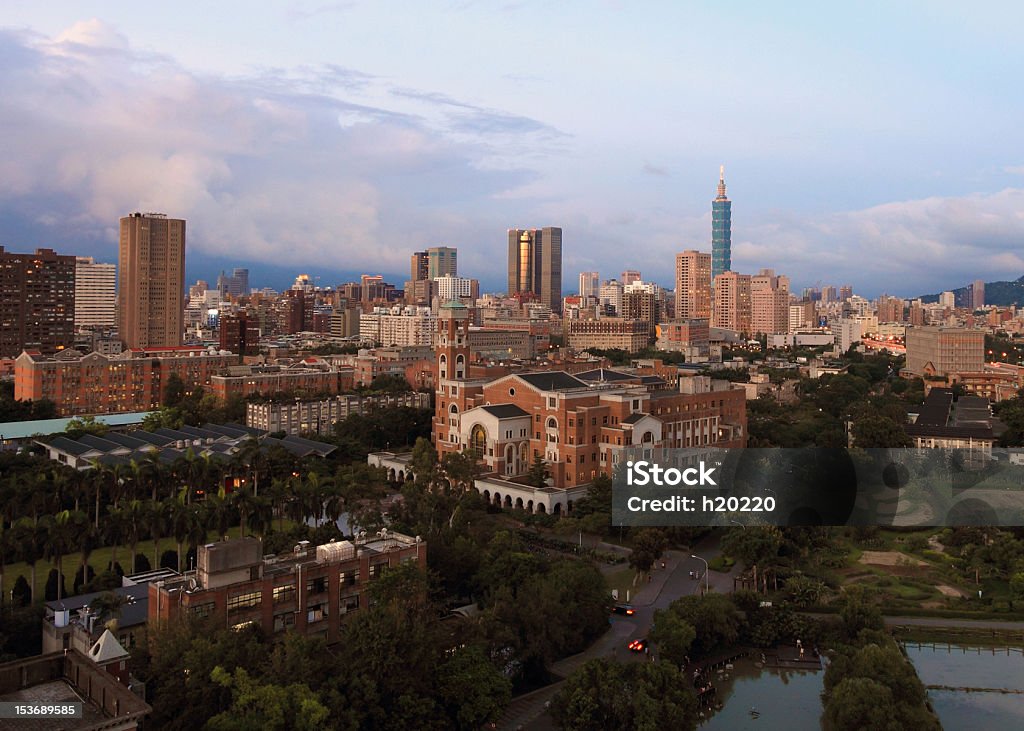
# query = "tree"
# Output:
<box><xmin>551</xmin><ymin>659</ymin><xmax>698</xmax><ymax>731</ymax></box>
<box><xmin>206</xmin><ymin>667</ymin><xmax>329</xmax><ymax>731</ymax></box>
<box><xmin>163</xmin><ymin>373</ymin><xmax>187</xmax><ymax>407</ymax></box>
<box><xmin>850</xmin><ymin>416</ymin><xmax>912</xmax><ymax>448</ymax></box>
<box><xmin>629</xmin><ymin>528</ymin><xmax>668</xmax><ymax>573</ymax></box>
<box><xmin>89</xmin><ymin>591</ymin><xmax>127</xmax><ymax>632</ymax></box>
<box><xmin>662</xmin><ymin>593</ymin><xmax>743</xmax><ymax>659</ymax></box>
<box><xmin>721</xmin><ymin>525</ymin><xmax>784</xmax><ymax>567</ymax></box>
<box><xmin>825</xmin><ymin>677</ymin><xmax>904</xmax><ymax>731</ymax></box>
<box><xmin>838</xmin><ymin>585</ymin><xmax>883</xmax><ymax>640</ymax></box>
<box><xmin>436</xmin><ymin>646</ymin><xmax>512</xmax><ymax>731</ymax></box>
<box><xmin>649</xmin><ymin>609</ymin><xmax>696</xmax><ymax>666</ymax></box>
<box><xmin>526</xmin><ymin>455</ymin><xmax>548</xmax><ymax>488</ymax></box>
<box><xmin>63</xmin><ymin>414</ymin><xmax>109</xmax><ymax>438</ymax></box>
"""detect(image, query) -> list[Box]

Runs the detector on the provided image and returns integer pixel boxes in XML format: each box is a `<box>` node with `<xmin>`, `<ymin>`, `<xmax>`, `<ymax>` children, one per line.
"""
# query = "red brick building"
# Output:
<box><xmin>433</xmin><ymin>301</ymin><xmax>746</xmax><ymax>492</ymax></box>
<box><xmin>149</xmin><ymin>534</ymin><xmax>426</xmax><ymax>644</ymax></box>
<box><xmin>15</xmin><ymin>346</ymin><xmax>236</xmax><ymax>416</ymax></box>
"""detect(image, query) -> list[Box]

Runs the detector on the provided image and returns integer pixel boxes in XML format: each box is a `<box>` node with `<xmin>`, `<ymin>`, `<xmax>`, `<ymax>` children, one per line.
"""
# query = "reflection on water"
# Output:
<box><xmin>903</xmin><ymin>643</ymin><xmax>1024</xmax><ymax>730</ymax></box>
<box><xmin>700</xmin><ymin>658</ymin><xmax>823</xmax><ymax>730</ymax></box>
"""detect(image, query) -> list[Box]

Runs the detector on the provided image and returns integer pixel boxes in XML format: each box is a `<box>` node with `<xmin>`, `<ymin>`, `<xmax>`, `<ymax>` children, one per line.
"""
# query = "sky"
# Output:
<box><xmin>1</xmin><ymin>1</ymin><xmax>1023</xmax><ymax>297</ymax></box>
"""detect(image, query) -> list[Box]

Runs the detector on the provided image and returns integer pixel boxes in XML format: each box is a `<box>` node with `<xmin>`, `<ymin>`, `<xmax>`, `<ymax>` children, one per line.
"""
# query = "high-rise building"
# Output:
<box><xmin>674</xmin><ymin>250</ymin><xmax>711</xmax><ymax>320</ymax></box>
<box><xmin>752</xmin><ymin>287</ymin><xmax>789</xmax><ymax>336</ymax></box>
<box><xmin>877</xmin><ymin>295</ymin><xmax>903</xmax><ymax>323</ymax></box>
<box><xmin>579</xmin><ymin>271</ymin><xmax>600</xmax><ymax>301</ymax></box>
<box><xmin>74</xmin><ymin>256</ymin><xmax>116</xmax><ymax>330</ymax></box>
<box><xmin>821</xmin><ymin>286</ymin><xmax>837</xmax><ymax>304</ymax></box>
<box><xmin>507</xmin><ymin>228</ymin><xmax>562</xmax><ymax>313</ymax></box>
<box><xmin>0</xmin><ymin>246</ymin><xmax>76</xmax><ymax>357</ymax></box>
<box><xmin>411</xmin><ymin>246</ymin><xmax>457</xmax><ymax>282</ymax></box>
<box><xmin>939</xmin><ymin>291</ymin><xmax>956</xmax><ymax>310</ymax></box>
<box><xmin>839</xmin><ymin>285</ymin><xmax>853</xmax><ymax>301</ymax></box>
<box><xmin>620</xmin><ymin>270</ymin><xmax>642</xmax><ymax>286</ymax></box>
<box><xmin>435</xmin><ymin>274</ymin><xmax>479</xmax><ymax>302</ymax></box>
<box><xmin>622</xmin><ymin>281</ymin><xmax>661</xmax><ymax>339</ymax></box>
<box><xmin>219</xmin><ymin>312</ymin><xmax>259</xmax><ymax>356</ymax></box>
<box><xmin>599</xmin><ymin>279</ymin><xmax>623</xmax><ymax>315</ymax></box>
<box><xmin>410</xmin><ymin>251</ymin><xmax>429</xmax><ymax>282</ymax></box>
<box><xmin>216</xmin><ymin>268</ymin><xmax>249</xmax><ymax>298</ymax></box>
<box><xmin>788</xmin><ymin>301</ymin><xmax>817</xmax><ymax>333</ymax></box>
<box><xmin>118</xmin><ymin>212</ymin><xmax>185</xmax><ymax>349</ymax></box>
<box><xmin>711</xmin><ymin>166</ymin><xmax>731</xmax><ymax>282</ymax></box>
<box><xmin>427</xmin><ymin>246</ymin><xmax>457</xmax><ymax>280</ymax></box>
<box><xmin>712</xmin><ymin>272</ymin><xmax>751</xmax><ymax>334</ymax></box>
<box><xmin>971</xmin><ymin>280</ymin><xmax>985</xmax><ymax>309</ymax></box>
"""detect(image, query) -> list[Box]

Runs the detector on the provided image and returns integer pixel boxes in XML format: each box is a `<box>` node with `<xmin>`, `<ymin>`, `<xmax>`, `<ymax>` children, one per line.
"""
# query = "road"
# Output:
<box><xmin>495</xmin><ymin>536</ymin><xmax>739</xmax><ymax>730</ymax></box>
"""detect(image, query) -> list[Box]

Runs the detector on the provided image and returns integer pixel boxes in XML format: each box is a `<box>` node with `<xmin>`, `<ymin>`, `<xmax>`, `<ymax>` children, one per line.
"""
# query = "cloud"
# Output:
<box><xmin>0</xmin><ymin>21</ymin><xmax>546</xmax><ymax>278</ymax></box>
<box><xmin>642</xmin><ymin>162</ymin><xmax>669</xmax><ymax>177</ymax></box>
<box><xmin>1005</xmin><ymin>165</ymin><xmax>1024</xmax><ymax>175</ymax></box>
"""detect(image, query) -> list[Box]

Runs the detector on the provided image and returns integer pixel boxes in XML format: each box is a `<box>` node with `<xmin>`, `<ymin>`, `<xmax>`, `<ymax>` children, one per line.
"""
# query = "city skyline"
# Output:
<box><xmin>1</xmin><ymin>6</ymin><xmax>1023</xmax><ymax>298</ymax></box>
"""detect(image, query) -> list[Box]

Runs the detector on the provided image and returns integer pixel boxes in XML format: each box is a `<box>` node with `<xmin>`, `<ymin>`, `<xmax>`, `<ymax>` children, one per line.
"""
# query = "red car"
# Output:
<box><xmin>628</xmin><ymin>638</ymin><xmax>648</xmax><ymax>652</ymax></box>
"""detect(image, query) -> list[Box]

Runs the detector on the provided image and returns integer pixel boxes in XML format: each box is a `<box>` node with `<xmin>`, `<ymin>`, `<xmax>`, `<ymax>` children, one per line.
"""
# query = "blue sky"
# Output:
<box><xmin>1</xmin><ymin>1</ymin><xmax>1023</xmax><ymax>296</ymax></box>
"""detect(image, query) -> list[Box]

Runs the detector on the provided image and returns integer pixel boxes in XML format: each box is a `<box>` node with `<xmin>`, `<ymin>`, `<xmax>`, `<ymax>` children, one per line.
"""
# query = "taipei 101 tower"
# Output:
<box><xmin>711</xmin><ymin>166</ymin><xmax>731</xmax><ymax>282</ymax></box>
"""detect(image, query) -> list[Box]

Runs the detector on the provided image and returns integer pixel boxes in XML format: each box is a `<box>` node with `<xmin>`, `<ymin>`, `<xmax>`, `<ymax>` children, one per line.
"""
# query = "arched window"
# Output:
<box><xmin>546</xmin><ymin>417</ymin><xmax>557</xmax><ymax>429</ymax></box>
<box><xmin>449</xmin><ymin>403</ymin><xmax>459</xmax><ymax>413</ymax></box>
<box><xmin>455</xmin><ymin>354</ymin><xmax>465</xmax><ymax>378</ymax></box>
<box><xmin>438</xmin><ymin>354</ymin><xmax>447</xmax><ymax>379</ymax></box>
<box><xmin>470</xmin><ymin>424</ymin><xmax>487</xmax><ymax>452</ymax></box>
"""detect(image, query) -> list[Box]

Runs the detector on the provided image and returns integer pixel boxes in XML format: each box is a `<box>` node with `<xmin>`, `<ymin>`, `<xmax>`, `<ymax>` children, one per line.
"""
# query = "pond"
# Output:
<box><xmin>699</xmin><ymin>658</ymin><xmax>824</xmax><ymax>730</ymax></box>
<box><xmin>902</xmin><ymin>641</ymin><xmax>1024</xmax><ymax>730</ymax></box>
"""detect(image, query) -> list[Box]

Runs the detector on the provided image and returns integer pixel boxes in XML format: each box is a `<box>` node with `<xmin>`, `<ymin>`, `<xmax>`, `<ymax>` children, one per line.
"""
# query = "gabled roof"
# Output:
<box><xmin>622</xmin><ymin>413</ymin><xmax>649</xmax><ymax>425</ymax></box>
<box><xmin>515</xmin><ymin>371</ymin><xmax>588</xmax><ymax>392</ymax></box>
<box><xmin>479</xmin><ymin>404</ymin><xmax>530</xmax><ymax>419</ymax></box>
<box><xmin>575</xmin><ymin>368</ymin><xmax>638</xmax><ymax>383</ymax></box>
<box><xmin>47</xmin><ymin>436</ymin><xmax>96</xmax><ymax>456</ymax></box>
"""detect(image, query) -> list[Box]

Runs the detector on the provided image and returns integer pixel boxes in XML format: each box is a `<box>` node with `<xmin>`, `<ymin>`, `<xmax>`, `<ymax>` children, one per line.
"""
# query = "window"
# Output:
<box><xmin>569</xmin><ymin>418</ymin><xmax>574</xmax><ymax>427</ymax></box>
<box><xmin>307</xmin><ymin>602</ymin><xmax>328</xmax><ymax>623</ymax></box>
<box><xmin>471</xmin><ymin>424</ymin><xmax>487</xmax><ymax>452</ymax></box>
<box><xmin>273</xmin><ymin>612</ymin><xmax>296</xmax><ymax>632</ymax></box>
<box><xmin>227</xmin><ymin>591</ymin><xmax>261</xmax><ymax>612</ymax></box>
<box><xmin>340</xmin><ymin>594</ymin><xmax>360</xmax><ymax>614</ymax></box>
<box><xmin>306</xmin><ymin>576</ymin><xmax>327</xmax><ymax>595</ymax></box>
<box><xmin>548</xmin><ymin>397</ymin><xmax>557</xmax><ymax>408</ymax></box>
<box><xmin>369</xmin><ymin>562</ymin><xmax>389</xmax><ymax>580</ymax></box>
<box><xmin>273</xmin><ymin>584</ymin><xmax>296</xmax><ymax>604</ymax></box>
<box><xmin>603</xmin><ymin>416</ymin><xmax>608</xmax><ymax>425</ymax></box>
<box><xmin>190</xmin><ymin>601</ymin><xmax>215</xmax><ymax>618</ymax></box>
<box><xmin>592</xmin><ymin>417</ymin><xmax>597</xmax><ymax>425</ymax></box>
<box><xmin>340</xmin><ymin>569</ymin><xmax>360</xmax><ymax>586</ymax></box>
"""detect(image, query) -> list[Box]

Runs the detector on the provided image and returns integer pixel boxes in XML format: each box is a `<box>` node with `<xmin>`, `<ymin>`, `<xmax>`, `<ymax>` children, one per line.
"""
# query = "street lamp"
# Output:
<box><xmin>691</xmin><ymin>554</ymin><xmax>709</xmax><ymax>595</ymax></box>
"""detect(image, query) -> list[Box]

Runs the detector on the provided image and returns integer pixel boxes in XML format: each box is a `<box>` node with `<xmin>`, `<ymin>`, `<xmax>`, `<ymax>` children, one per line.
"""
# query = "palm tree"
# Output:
<box><xmin>304</xmin><ymin>472</ymin><xmax>334</xmax><ymax>527</ymax></box>
<box><xmin>203</xmin><ymin>491</ymin><xmax>233</xmax><ymax>541</ymax></box>
<box><xmin>121</xmin><ymin>500</ymin><xmax>147</xmax><ymax>574</ymax></box>
<box><xmin>12</xmin><ymin>519</ymin><xmax>45</xmax><ymax>604</ymax></box>
<box><xmin>231</xmin><ymin>488</ymin><xmax>260</xmax><ymax>537</ymax></box>
<box><xmin>145</xmin><ymin>500</ymin><xmax>170</xmax><ymax>569</ymax></box>
<box><xmin>103</xmin><ymin>505</ymin><xmax>126</xmax><ymax>572</ymax></box>
<box><xmin>76</xmin><ymin>520</ymin><xmax>98</xmax><ymax>592</ymax></box>
<box><xmin>41</xmin><ymin>510</ymin><xmax>84</xmax><ymax>601</ymax></box>
<box><xmin>232</xmin><ymin>437</ymin><xmax>265</xmax><ymax>496</ymax></box>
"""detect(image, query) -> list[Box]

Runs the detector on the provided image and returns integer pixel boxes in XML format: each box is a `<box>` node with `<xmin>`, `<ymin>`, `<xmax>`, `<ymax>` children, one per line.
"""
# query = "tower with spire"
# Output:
<box><xmin>712</xmin><ymin>166</ymin><xmax>732</xmax><ymax>282</ymax></box>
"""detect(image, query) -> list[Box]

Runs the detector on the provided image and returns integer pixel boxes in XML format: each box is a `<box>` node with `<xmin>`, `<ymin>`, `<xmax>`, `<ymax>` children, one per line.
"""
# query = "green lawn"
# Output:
<box><xmin>606</xmin><ymin>566</ymin><xmax>639</xmax><ymax>604</ymax></box>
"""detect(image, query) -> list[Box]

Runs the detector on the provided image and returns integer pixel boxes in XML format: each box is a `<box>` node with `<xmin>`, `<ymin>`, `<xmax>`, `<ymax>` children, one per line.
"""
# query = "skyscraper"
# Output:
<box><xmin>427</xmin><ymin>246</ymin><xmax>457</xmax><ymax>280</ymax></box>
<box><xmin>579</xmin><ymin>271</ymin><xmax>600</xmax><ymax>301</ymax></box>
<box><xmin>674</xmin><ymin>250</ymin><xmax>711</xmax><ymax>319</ymax></box>
<box><xmin>507</xmin><ymin>227</ymin><xmax>562</xmax><ymax>313</ymax></box>
<box><xmin>118</xmin><ymin>213</ymin><xmax>185</xmax><ymax>349</ymax></box>
<box><xmin>0</xmin><ymin>246</ymin><xmax>76</xmax><ymax>357</ymax></box>
<box><xmin>971</xmin><ymin>279</ymin><xmax>985</xmax><ymax>309</ymax></box>
<box><xmin>620</xmin><ymin>270</ymin><xmax>642</xmax><ymax>286</ymax></box>
<box><xmin>712</xmin><ymin>272</ymin><xmax>751</xmax><ymax>334</ymax></box>
<box><xmin>217</xmin><ymin>268</ymin><xmax>249</xmax><ymax>298</ymax></box>
<box><xmin>712</xmin><ymin>166</ymin><xmax>731</xmax><ymax>282</ymax></box>
<box><xmin>74</xmin><ymin>256</ymin><xmax>117</xmax><ymax>330</ymax></box>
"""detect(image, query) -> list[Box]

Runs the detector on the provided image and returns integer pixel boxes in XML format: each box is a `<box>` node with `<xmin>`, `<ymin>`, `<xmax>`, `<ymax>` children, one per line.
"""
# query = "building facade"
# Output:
<box><xmin>118</xmin><ymin>213</ymin><xmax>185</xmax><ymax>349</ymax></box>
<box><xmin>905</xmin><ymin>326</ymin><xmax>985</xmax><ymax>377</ymax></box>
<box><xmin>149</xmin><ymin>535</ymin><xmax>426</xmax><ymax>645</ymax></box>
<box><xmin>712</xmin><ymin>271</ymin><xmax>752</xmax><ymax>334</ymax></box>
<box><xmin>506</xmin><ymin>227</ymin><xmax>563</xmax><ymax>314</ymax></box>
<box><xmin>359</xmin><ymin>306</ymin><xmax>437</xmax><ymax>347</ymax></box>
<box><xmin>247</xmin><ymin>392</ymin><xmax>430</xmax><ymax>435</ymax></box>
<box><xmin>674</xmin><ymin>250</ymin><xmax>711</xmax><ymax>320</ymax></box>
<box><xmin>0</xmin><ymin>246</ymin><xmax>76</xmax><ymax>358</ymax></box>
<box><xmin>74</xmin><ymin>256</ymin><xmax>117</xmax><ymax>330</ymax></box>
<box><xmin>711</xmin><ymin>167</ymin><xmax>731</xmax><ymax>282</ymax></box>
<box><xmin>566</xmin><ymin>318</ymin><xmax>650</xmax><ymax>352</ymax></box>
<box><xmin>15</xmin><ymin>346</ymin><xmax>235</xmax><ymax>416</ymax></box>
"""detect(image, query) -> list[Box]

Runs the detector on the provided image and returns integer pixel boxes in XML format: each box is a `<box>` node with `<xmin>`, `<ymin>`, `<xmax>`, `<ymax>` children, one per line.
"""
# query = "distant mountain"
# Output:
<box><xmin>917</xmin><ymin>275</ymin><xmax>1024</xmax><ymax>307</ymax></box>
